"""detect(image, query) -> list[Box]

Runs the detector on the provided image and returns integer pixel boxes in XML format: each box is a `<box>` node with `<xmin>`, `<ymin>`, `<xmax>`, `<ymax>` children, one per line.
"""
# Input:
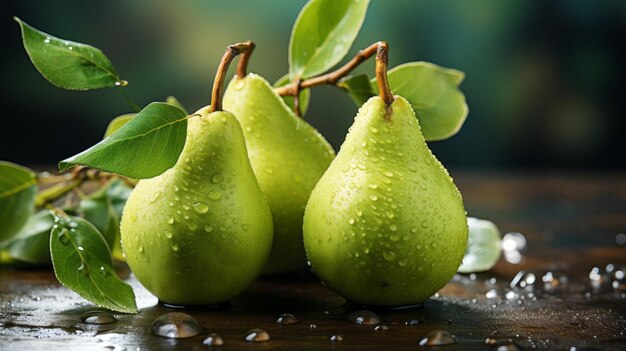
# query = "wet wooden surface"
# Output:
<box><xmin>1</xmin><ymin>173</ymin><xmax>625</xmax><ymax>350</ymax></box>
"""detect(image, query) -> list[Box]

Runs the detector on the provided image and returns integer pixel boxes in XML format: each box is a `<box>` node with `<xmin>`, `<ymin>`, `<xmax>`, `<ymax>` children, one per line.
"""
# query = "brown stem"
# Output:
<box><xmin>375</xmin><ymin>41</ymin><xmax>394</xmax><ymax>106</ymax></box>
<box><xmin>292</xmin><ymin>78</ymin><xmax>302</xmax><ymax>117</ymax></box>
<box><xmin>210</xmin><ymin>41</ymin><xmax>256</xmax><ymax>112</ymax></box>
<box><xmin>275</xmin><ymin>41</ymin><xmax>384</xmax><ymax>96</ymax></box>
<box><xmin>236</xmin><ymin>41</ymin><xmax>256</xmax><ymax>79</ymax></box>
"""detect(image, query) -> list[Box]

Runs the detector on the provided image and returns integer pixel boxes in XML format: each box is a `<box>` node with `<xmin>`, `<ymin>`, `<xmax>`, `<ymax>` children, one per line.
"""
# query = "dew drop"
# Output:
<box><xmin>149</xmin><ymin>191</ymin><xmax>162</xmax><ymax>203</ymax></box>
<box><xmin>492</xmin><ymin>339</ymin><xmax>524</xmax><ymax>350</ymax></box>
<box><xmin>347</xmin><ymin>310</ymin><xmax>382</xmax><ymax>325</ymax></box>
<box><xmin>421</xmin><ymin>220</ymin><xmax>429</xmax><ymax>228</ymax></box>
<box><xmin>349</xmin><ymin>218</ymin><xmax>355</xmax><ymax>225</ymax></box>
<box><xmin>383</xmin><ymin>170</ymin><xmax>394</xmax><ymax>177</ymax></box>
<box><xmin>405</xmin><ymin>319</ymin><xmax>421</xmax><ymax>326</ymax></box>
<box><xmin>81</xmin><ymin>310</ymin><xmax>117</xmax><ymax>325</ymax></box>
<box><xmin>193</xmin><ymin>202</ymin><xmax>209</xmax><ymax>214</ymax></box>
<box><xmin>152</xmin><ymin>312</ymin><xmax>201</xmax><ymax>339</ymax></box>
<box><xmin>202</xmin><ymin>333</ymin><xmax>224</xmax><ymax>346</ymax></box>
<box><xmin>211</xmin><ymin>173</ymin><xmax>224</xmax><ymax>184</ymax></box>
<box><xmin>171</xmin><ymin>243</ymin><xmax>179</xmax><ymax>251</ymax></box>
<box><xmin>167</xmin><ymin>216</ymin><xmax>175</xmax><ymax>224</ymax></box>
<box><xmin>44</xmin><ymin>37</ymin><xmax>51</xmax><ymax>44</ymax></box>
<box><xmin>383</xmin><ymin>250</ymin><xmax>396</xmax><ymax>261</ymax></box>
<box><xmin>78</xmin><ymin>263</ymin><xmax>89</xmax><ymax>276</ymax></box>
<box><xmin>369</xmin><ymin>127</ymin><xmax>378</xmax><ymax>133</ymax></box>
<box><xmin>244</xmin><ymin>328</ymin><xmax>270</xmax><ymax>342</ymax></box>
<box><xmin>208</xmin><ymin>191</ymin><xmax>222</xmax><ymax>201</ymax></box>
<box><xmin>386</xmin><ymin>212</ymin><xmax>395</xmax><ymax>219</ymax></box>
<box><xmin>389</xmin><ymin>224</ymin><xmax>398</xmax><ymax>231</ymax></box>
<box><xmin>510</xmin><ymin>270</ymin><xmax>536</xmax><ymax>289</ymax></box>
<box><xmin>418</xmin><ymin>330</ymin><xmax>456</xmax><ymax>346</ymax></box>
<box><xmin>330</xmin><ymin>334</ymin><xmax>344</xmax><ymax>342</ymax></box>
<box><xmin>276</xmin><ymin>313</ymin><xmax>298</xmax><ymax>324</ymax></box>
<box><xmin>233</xmin><ymin>78</ymin><xmax>246</xmax><ymax>90</ymax></box>
<box><xmin>398</xmin><ymin>258</ymin><xmax>408</xmax><ymax>267</ymax></box>
<box><xmin>204</xmin><ymin>225</ymin><xmax>213</xmax><ymax>233</ymax></box>
<box><xmin>374</xmin><ymin>324</ymin><xmax>390</xmax><ymax>331</ymax></box>
<box><xmin>370</xmin><ymin>195</ymin><xmax>378</xmax><ymax>201</ymax></box>
<box><xmin>165</xmin><ymin>231</ymin><xmax>173</xmax><ymax>239</ymax></box>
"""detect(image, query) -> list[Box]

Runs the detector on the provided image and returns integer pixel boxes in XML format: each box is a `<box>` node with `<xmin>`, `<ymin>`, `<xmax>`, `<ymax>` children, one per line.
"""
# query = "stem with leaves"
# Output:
<box><xmin>210</xmin><ymin>41</ymin><xmax>256</xmax><ymax>112</ymax></box>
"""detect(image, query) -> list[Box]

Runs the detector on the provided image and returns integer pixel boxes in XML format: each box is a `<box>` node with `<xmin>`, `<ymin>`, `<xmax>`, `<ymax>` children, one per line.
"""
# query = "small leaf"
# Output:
<box><xmin>15</xmin><ymin>17</ymin><xmax>124</xmax><ymax>90</ymax></box>
<box><xmin>78</xmin><ymin>179</ymin><xmax>131</xmax><ymax>261</ymax></box>
<box><xmin>289</xmin><ymin>0</ymin><xmax>370</xmax><ymax>79</ymax></box>
<box><xmin>0</xmin><ymin>161</ymin><xmax>37</xmax><ymax>242</ymax></box>
<box><xmin>104</xmin><ymin>114</ymin><xmax>135</xmax><ymax>138</ymax></box>
<box><xmin>338</xmin><ymin>73</ymin><xmax>374</xmax><ymax>106</ymax></box>
<box><xmin>50</xmin><ymin>214</ymin><xmax>138</xmax><ymax>313</ymax></box>
<box><xmin>165</xmin><ymin>96</ymin><xmax>189</xmax><ymax>114</ymax></box>
<box><xmin>457</xmin><ymin>217</ymin><xmax>502</xmax><ymax>273</ymax></box>
<box><xmin>59</xmin><ymin>102</ymin><xmax>190</xmax><ymax>179</ymax></box>
<box><xmin>274</xmin><ymin>74</ymin><xmax>311</xmax><ymax>115</ymax></box>
<box><xmin>5</xmin><ymin>211</ymin><xmax>54</xmax><ymax>265</ymax></box>
<box><xmin>371</xmin><ymin>62</ymin><xmax>468</xmax><ymax>141</ymax></box>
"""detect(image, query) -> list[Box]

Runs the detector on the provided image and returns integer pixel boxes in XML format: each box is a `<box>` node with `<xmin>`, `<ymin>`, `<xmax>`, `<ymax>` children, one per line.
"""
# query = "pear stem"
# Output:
<box><xmin>292</xmin><ymin>78</ymin><xmax>303</xmax><ymax>117</ymax></box>
<box><xmin>275</xmin><ymin>41</ymin><xmax>385</xmax><ymax>96</ymax></box>
<box><xmin>375</xmin><ymin>42</ymin><xmax>394</xmax><ymax>106</ymax></box>
<box><xmin>210</xmin><ymin>41</ymin><xmax>255</xmax><ymax>113</ymax></box>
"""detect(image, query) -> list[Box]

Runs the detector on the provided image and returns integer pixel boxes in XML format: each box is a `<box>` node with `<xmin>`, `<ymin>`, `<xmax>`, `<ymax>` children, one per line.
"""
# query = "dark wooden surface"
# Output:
<box><xmin>1</xmin><ymin>173</ymin><xmax>625</xmax><ymax>350</ymax></box>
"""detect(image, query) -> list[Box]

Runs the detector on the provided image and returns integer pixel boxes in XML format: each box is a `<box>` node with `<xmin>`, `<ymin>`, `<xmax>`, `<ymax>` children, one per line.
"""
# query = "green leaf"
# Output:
<box><xmin>50</xmin><ymin>214</ymin><xmax>137</xmax><ymax>313</ymax></box>
<box><xmin>273</xmin><ymin>74</ymin><xmax>311</xmax><ymax>116</ymax></box>
<box><xmin>5</xmin><ymin>211</ymin><xmax>54</xmax><ymax>265</ymax></box>
<box><xmin>104</xmin><ymin>97</ymin><xmax>188</xmax><ymax>138</ymax></box>
<box><xmin>0</xmin><ymin>161</ymin><xmax>37</xmax><ymax>242</ymax></box>
<box><xmin>59</xmin><ymin>102</ymin><xmax>190</xmax><ymax>179</ymax></box>
<box><xmin>371</xmin><ymin>62</ymin><xmax>468</xmax><ymax>141</ymax></box>
<box><xmin>338</xmin><ymin>73</ymin><xmax>374</xmax><ymax>106</ymax></box>
<box><xmin>289</xmin><ymin>0</ymin><xmax>370</xmax><ymax>79</ymax></box>
<box><xmin>165</xmin><ymin>96</ymin><xmax>188</xmax><ymax>114</ymax></box>
<box><xmin>104</xmin><ymin>114</ymin><xmax>135</xmax><ymax>138</ymax></box>
<box><xmin>14</xmin><ymin>17</ymin><xmax>124</xmax><ymax>91</ymax></box>
<box><xmin>78</xmin><ymin>179</ymin><xmax>131</xmax><ymax>261</ymax></box>
<box><xmin>457</xmin><ymin>217</ymin><xmax>502</xmax><ymax>273</ymax></box>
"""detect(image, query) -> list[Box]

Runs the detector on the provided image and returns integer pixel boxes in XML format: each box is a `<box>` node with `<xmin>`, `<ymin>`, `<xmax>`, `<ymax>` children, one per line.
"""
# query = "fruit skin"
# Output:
<box><xmin>120</xmin><ymin>107</ymin><xmax>273</xmax><ymax>305</ymax></box>
<box><xmin>303</xmin><ymin>96</ymin><xmax>468</xmax><ymax>306</ymax></box>
<box><xmin>223</xmin><ymin>74</ymin><xmax>335</xmax><ymax>274</ymax></box>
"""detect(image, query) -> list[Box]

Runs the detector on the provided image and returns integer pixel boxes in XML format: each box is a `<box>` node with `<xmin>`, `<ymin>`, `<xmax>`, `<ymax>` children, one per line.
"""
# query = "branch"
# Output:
<box><xmin>275</xmin><ymin>41</ymin><xmax>385</xmax><ymax>96</ymax></box>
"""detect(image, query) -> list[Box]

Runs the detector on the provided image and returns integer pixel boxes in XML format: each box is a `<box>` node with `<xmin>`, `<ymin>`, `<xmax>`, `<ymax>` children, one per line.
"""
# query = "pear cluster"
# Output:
<box><xmin>121</xmin><ymin>65</ymin><xmax>467</xmax><ymax>307</ymax></box>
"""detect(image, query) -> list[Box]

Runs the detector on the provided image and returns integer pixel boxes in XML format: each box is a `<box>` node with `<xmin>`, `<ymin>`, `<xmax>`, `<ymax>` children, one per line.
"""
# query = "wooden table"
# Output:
<box><xmin>1</xmin><ymin>173</ymin><xmax>625</xmax><ymax>350</ymax></box>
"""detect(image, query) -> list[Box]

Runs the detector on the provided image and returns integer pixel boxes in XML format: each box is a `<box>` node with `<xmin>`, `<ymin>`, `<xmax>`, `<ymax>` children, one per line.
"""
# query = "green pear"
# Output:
<box><xmin>222</xmin><ymin>74</ymin><xmax>335</xmax><ymax>274</ymax></box>
<box><xmin>120</xmin><ymin>107</ymin><xmax>273</xmax><ymax>305</ymax></box>
<box><xmin>303</xmin><ymin>96</ymin><xmax>468</xmax><ymax>306</ymax></box>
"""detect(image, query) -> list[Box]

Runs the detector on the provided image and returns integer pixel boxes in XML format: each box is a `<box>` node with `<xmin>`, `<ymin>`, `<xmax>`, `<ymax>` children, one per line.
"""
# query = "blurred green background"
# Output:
<box><xmin>2</xmin><ymin>0</ymin><xmax>625</xmax><ymax>170</ymax></box>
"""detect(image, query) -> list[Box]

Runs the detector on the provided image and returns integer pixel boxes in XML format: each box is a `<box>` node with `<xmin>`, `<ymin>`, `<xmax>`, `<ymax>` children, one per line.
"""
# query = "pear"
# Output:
<box><xmin>223</xmin><ymin>74</ymin><xmax>335</xmax><ymax>274</ymax></box>
<box><xmin>120</xmin><ymin>107</ymin><xmax>273</xmax><ymax>305</ymax></box>
<box><xmin>303</xmin><ymin>96</ymin><xmax>468</xmax><ymax>306</ymax></box>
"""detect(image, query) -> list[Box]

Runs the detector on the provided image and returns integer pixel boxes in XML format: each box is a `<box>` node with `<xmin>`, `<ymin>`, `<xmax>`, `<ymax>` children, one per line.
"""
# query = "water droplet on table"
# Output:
<box><xmin>374</xmin><ymin>324</ymin><xmax>390</xmax><ymax>331</ymax></box>
<box><xmin>405</xmin><ymin>319</ymin><xmax>421</xmax><ymax>326</ymax></box>
<box><xmin>330</xmin><ymin>334</ymin><xmax>344</xmax><ymax>342</ymax></box>
<box><xmin>276</xmin><ymin>313</ymin><xmax>298</xmax><ymax>324</ymax></box>
<box><xmin>244</xmin><ymin>328</ymin><xmax>270</xmax><ymax>342</ymax></box>
<box><xmin>418</xmin><ymin>330</ymin><xmax>456</xmax><ymax>346</ymax></box>
<box><xmin>202</xmin><ymin>333</ymin><xmax>224</xmax><ymax>346</ymax></box>
<box><xmin>81</xmin><ymin>310</ymin><xmax>117</xmax><ymax>324</ymax></box>
<box><xmin>347</xmin><ymin>310</ymin><xmax>382</xmax><ymax>325</ymax></box>
<box><xmin>493</xmin><ymin>339</ymin><xmax>524</xmax><ymax>350</ymax></box>
<box><xmin>151</xmin><ymin>312</ymin><xmax>201</xmax><ymax>338</ymax></box>
<box><xmin>510</xmin><ymin>270</ymin><xmax>536</xmax><ymax>289</ymax></box>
